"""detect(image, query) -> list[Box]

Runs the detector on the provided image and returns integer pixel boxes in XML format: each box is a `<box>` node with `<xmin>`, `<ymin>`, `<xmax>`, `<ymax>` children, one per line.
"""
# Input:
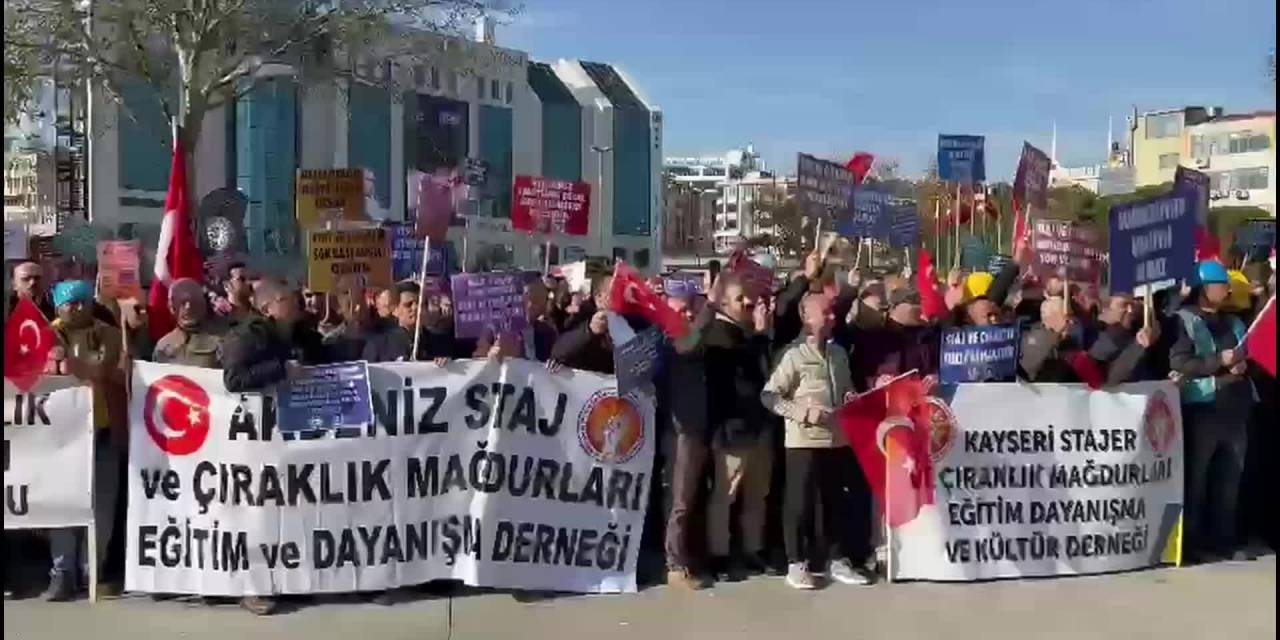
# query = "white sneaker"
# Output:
<box><xmin>785</xmin><ymin>562</ymin><xmax>818</xmax><ymax>590</ymax></box>
<box><xmin>829</xmin><ymin>558</ymin><xmax>874</xmax><ymax>586</ymax></box>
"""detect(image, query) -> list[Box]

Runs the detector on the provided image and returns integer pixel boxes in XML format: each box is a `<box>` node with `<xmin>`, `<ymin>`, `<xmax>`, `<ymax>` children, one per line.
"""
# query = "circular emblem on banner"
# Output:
<box><xmin>1143</xmin><ymin>389</ymin><xmax>1178</xmax><ymax>455</ymax></box>
<box><xmin>577</xmin><ymin>391</ymin><xmax>644</xmax><ymax>464</ymax></box>
<box><xmin>143</xmin><ymin>375</ymin><xmax>212</xmax><ymax>455</ymax></box>
<box><xmin>923</xmin><ymin>397</ymin><xmax>958</xmax><ymax>462</ymax></box>
<box><xmin>205</xmin><ymin>217</ymin><xmax>235</xmax><ymax>252</ymax></box>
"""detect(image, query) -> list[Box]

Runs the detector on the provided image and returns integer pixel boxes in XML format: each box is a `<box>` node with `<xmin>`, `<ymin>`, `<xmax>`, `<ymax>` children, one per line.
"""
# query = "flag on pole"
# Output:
<box><xmin>845</xmin><ymin>152</ymin><xmax>875</xmax><ymax>185</ymax></box>
<box><xmin>836</xmin><ymin>372</ymin><xmax>934</xmax><ymax>529</ymax></box>
<box><xmin>916</xmin><ymin>248</ymin><xmax>947</xmax><ymax>321</ymax></box>
<box><xmin>609</xmin><ymin>261</ymin><xmax>690</xmax><ymax>341</ymax></box>
<box><xmin>147</xmin><ymin>126</ymin><xmax>204</xmax><ymax>341</ymax></box>
<box><xmin>1245</xmin><ymin>296</ymin><xmax>1276</xmax><ymax>377</ymax></box>
<box><xmin>4</xmin><ymin>296</ymin><xmax>56</xmax><ymax>392</ymax></box>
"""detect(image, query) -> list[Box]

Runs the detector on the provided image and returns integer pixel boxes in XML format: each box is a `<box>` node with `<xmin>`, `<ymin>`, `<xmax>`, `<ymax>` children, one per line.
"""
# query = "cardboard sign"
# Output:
<box><xmin>887</xmin><ymin>203</ymin><xmax>920</xmax><ymax>249</ymax></box>
<box><xmin>96</xmin><ymin>240</ymin><xmax>142</xmax><ymax>300</ymax></box>
<box><xmin>296</xmin><ymin>169</ymin><xmax>366</xmax><ymax>229</ymax></box>
<box><xmin>940</xmin><ymin>324</ymin><xmax>1020</xmax><ymax>384</ymax></box>
<box><xmin>1032</xmin><ymin>219</ymin><xmax>1103</xmax><ymax>283</ymax></box>
<box><xmin>276</xmin><ymin>361</ymin><xmax>374</xmax><ymax>435</ymax></box>
<box><xmin>388</xmin><ymin>223</ymin><xmax>448</xmax><ymax>281</ymax></box>
<box><xmin>796</xmin><ymin>153</ymin><xmax>853</xmax><ymax>222</ymax></box>
<box><xmin>840</xmin><ymin>187</ymin><xmax>889</xmax><ymax>238</ymax></box>
<box><xmin>511</xmin><ymin>176</ymin><xmax>591</xmax><ymax>236</ymax></box>
<box><xmin>306</xmin><ymin>227</ymin><xmax>391</xmax><ymax>293</ymax></box>
<box><xmin>1109</xmin><ymin>193</ymin><xmax>1197</xmax><ymax>295</ymax></box>
<box><xmin>1173</xmin><ymin>166</ymin><xmax>1210</xmax><ymax>226</ymax></box>
<box><xmin>1233</xmin><ymin>219</ymin><xmax>1275</xmax><ymax>260</ymax></box>
<box><xmin>937</xmin><ymin>135</ymin><xmax>986</xmax><ymax>183</ymax></box>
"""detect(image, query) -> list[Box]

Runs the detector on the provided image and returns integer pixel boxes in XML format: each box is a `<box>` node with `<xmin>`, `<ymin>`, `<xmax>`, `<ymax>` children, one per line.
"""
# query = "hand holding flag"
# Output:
<box><xmin>4</xmin><ymin>297</ymin><xmax>56</xmax><ymax>392</ymax></box>
<box><xmin>609</xmin><ymin>262</ymin><xmax>690</xmax><ymax>341</ymax></box>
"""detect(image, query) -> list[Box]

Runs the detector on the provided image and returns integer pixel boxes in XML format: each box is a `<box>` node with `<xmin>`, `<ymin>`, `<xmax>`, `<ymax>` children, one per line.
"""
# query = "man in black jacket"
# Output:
<box><xmin>549</xmin><ymin>275</ymin><xmax>648</xmax><ymax>373</ymax></box>
<box><xmin>702</xmin><ymin>273</ymin><xmax>773</xmax><ymax>581</ymax></box>
<box><xmin>222</xmin><ymin>280</ymin><xmax>329</xmax><ymax>394</ymax></box>
<box><xmin>360</xmin><ymin>282</ymin><xmax>451</xmax><ymax>364</ymax></box>
<box><xmin>1087</xmin><ymin>293</ymin><xmax>1160</xmax><ymax>385</ymax></box>
<box><xmin>218</xmin><ymin>280</ymin><xmax>326</xmax><ymax>615</ymax></box>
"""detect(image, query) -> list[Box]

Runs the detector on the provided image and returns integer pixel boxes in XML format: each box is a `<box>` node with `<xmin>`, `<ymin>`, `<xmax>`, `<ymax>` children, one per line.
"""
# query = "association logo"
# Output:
<box><xmin>143</xmin><ymin>375</ymin><xmax>212</xmax><ymax>455</ymax></box>
<box><xmin>1143</xmin><ymin>389</ymin><xmax>1178</xmax><ymax>455</ymax></box>
<box><xmin>577</xmin><ymin>390</ymin><xmax>644</xmax><ymax>464</ymax></box>
<box><xmin>922</xmin><ymin>397</ymin><xmax>958</xmax><ymax>462</ymax></box>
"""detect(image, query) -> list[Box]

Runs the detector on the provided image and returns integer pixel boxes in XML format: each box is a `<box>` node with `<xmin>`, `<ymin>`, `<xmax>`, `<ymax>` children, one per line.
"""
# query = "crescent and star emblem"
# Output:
<box><xmin>17</xmin><ymin>319</ymin><xmax>41</xmax><ymax>355</ymax></box>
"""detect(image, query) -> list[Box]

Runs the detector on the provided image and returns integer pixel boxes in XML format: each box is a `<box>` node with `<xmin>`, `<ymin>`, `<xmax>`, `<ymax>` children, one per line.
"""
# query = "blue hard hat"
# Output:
<box><xmin>1194</xmin><ymin>261</ymin><xmax>1230</xmax><ymax>286</ymax></box>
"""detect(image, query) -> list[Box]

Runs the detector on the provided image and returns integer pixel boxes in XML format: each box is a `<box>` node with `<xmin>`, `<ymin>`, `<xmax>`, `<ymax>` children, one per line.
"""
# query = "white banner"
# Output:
<box><xmin>891</xmin><ymin>381</ymin><xmax>1184</xmax><ymax>581</ymax></box>
<box><xmin>4</xmin><ymin>377</ymin><xmax>95</xmax><ymax>529</ymax></box>
<box><xmin>126</xmin><ymin>359</ymin><xmax>654</xmax><ymax>596</ymax></box>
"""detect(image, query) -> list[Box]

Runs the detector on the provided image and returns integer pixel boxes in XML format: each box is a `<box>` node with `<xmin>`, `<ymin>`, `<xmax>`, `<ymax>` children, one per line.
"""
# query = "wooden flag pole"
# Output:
<box><xmin>933</xmin><ymin>197</ymin><xmax>941</xmax><ymax>265</ymax></box>
<box><xmin>953</xmin><ymin>183</ymin><xmax>962</xmax><ymax>270</ymax></box>
<box><xmin>410</xmin><ymin>237</ymin><xmax>431</xmax><ymax>361</ymax></box>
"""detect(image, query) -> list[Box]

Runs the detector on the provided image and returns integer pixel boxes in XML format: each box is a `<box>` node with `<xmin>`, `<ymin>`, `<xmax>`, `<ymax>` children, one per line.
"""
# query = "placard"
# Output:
<box><xmin>276</xmin><ymin>362</ymin><xmax>374</xmax><ymax>435</ymax></box>
<box><xmin>1032</xmin><ymin>219</ymin><xmax>1103</xmax><ymax>283</ymax></box>
<box><xmin>511</xmin><ymin>176</ymin><xmax>591</xmax><ymax>236</ymax></box>
<box><xmin>4</xmin><ymin>377</ymin><xmax>94</xmax><ymax>529</ymax></box>
<box><xmin>1109</xmin><ymin>193</ymin><xmax>1196</xmax><ymax>295</ymax></box>
<box><xmin>796</xmin><ymin>153</ymin><xmax>853</xmax><ymax>222</ymax></box>
<box><xmin>296</xmin><ymin>169</ymin><xmax>366</xmax><ymax>229</ymax></box>
<box><xmin>96</xmin><ymin>240</ymin><xmax>143</xmax><ymax>300</ymax></box>
<box><xmin>307</xmin><ymin>227</ymin><xmax>392</xmax><ymax>293</ymax></box>
<box><xmin>937</xmin><ymin>135</ymin><xmax>986</xmax><ymax>183</ymax></box>
<box><xmin>940</xmin><ymin>324</ymin><xmax>1020</xmax><ymax>384</ymax></box>
<box><xmin>450</xmin><ymin>273</ymin><xmax>527</xmax><ymax>339</ymax></box>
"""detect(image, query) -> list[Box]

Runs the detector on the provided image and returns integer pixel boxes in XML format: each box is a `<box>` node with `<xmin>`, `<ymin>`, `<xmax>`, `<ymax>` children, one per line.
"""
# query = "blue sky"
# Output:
<box><xmin>502</xmin><ymin>0</ymin><xmax>1276</xmax><ymax>180</ymax></box>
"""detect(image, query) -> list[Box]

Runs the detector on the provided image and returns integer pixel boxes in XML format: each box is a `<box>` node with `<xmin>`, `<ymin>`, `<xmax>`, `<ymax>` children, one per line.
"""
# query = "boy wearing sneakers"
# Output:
<box><xmin>761</xmin><ymin>293</ymin><xmax>875</xmax><ymax>589</ymax></box>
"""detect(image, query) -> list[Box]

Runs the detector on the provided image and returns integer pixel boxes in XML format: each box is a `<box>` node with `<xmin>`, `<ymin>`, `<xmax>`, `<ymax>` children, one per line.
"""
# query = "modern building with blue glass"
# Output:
<box><xmin>86</xmin><ymin>29</ymin><xmax>662</xmax><ymax>279</ymax></box>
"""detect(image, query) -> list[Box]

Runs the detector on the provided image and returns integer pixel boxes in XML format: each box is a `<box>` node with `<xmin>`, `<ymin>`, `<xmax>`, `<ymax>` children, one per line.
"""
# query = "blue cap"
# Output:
<box><xmin>1194</xmin><ymin>261</ymin><xmax>1230</xmax><ymax>286</ymax></box>
<box><xmin>52</xmin><ymin>280</ymin><xmax>94</xmax><ymax>308</ymax></box>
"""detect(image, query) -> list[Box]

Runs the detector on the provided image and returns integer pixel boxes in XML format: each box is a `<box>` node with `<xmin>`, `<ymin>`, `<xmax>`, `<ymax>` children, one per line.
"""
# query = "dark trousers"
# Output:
<box><xmin>1183</xmin><ymin>403</ymin><xmax>1250</xmax><ymax>557</ymax></box>
<box><xmin>664</xmin><ymin>433</ymin><xmax>710</xmax><ymax>569</ymax></box>
<box><xmin>783</xmin><ymin>447</ymin><xmax>866</xmax><ymax>566</ymax></box>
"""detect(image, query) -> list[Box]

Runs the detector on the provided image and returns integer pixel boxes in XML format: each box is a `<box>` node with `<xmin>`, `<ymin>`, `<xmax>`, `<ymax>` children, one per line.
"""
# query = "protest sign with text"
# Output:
<box><xmin>1032</xmin><ymin>219</ymin><xmax>1103</xmax><ymax>283</ymax></box>
<box><xmin>1173</xmin><ymin>166</ymin><xmax>1210</xmax><ymax>226</ymax></box>
<box><xmin>839</xmin><ymin>187</ymin><xmax>889</xmax><ymax>239</ymax></box>
<box><xmin>450</xmin><ymin>273</ymin><xmax>527</xmax><ymax>339</ymax></box>
<box><xmin>276</xmin><ymin>362</ymin><xmax>374</xmax><ymax>435</ymax></box>
<box><xmin>1233</xmin><ymin>219</ymin><xmax>1276</xmax><ymax>260</ymax></box>
<box><xmin>96</xmin><ymin>240</ymin><xmax>143</xmax><ymax>300</ymax></box>
<box><xmin>1013</xmin><ymin>142</ymin><xmax>1052</xmax><ymax>211</ymax></box>
<box><xmin>1109</xmin><ymin>193</ymin><xmax>1196</xmax><ymax>295</ymax></box>
<box><xmin>4</xmin><ymin>377</ymin><xmax>94</xmax><ymax>529</ymax></box>
<box><xmin>307</xmin><ymin>227</ymin><xmax>392</xmax><ymax>294</ymax></box>
<box><xmin>937</xmin><ymin>135</ymin><xmax>986</xmax><ymax>183</ymax></box>
<box><xmin>940</xmin><ymin>325</ymin><xmax>1020</xmax><ymax>384</ymax></box>
<box><xmin>126</xmin><ymin>360</ymin><xmax>654</xmax><ymax>595</ymax></box>
<box><xmin>890</xmin><ymin>381</ymin><xmax>1183</xmax><ymax>581</ymax></box>
<box><xmin>796</xmin><ymin>153</ymin><xmax>853</xmax><ymax>222</ymax></box>
<box><xmin>511</xmin><ymin>176</ymin><xmax>591</xmax><ymax>236</ymax></box>
<box><xmin>296</xmin><ymin>169</ymin><xmax>366</xmax><ymax>229</ymax></box>
<box><xmin>887</xmin><ymin>203</ymin><xmax>920</xmax><ymax>249</ymax></box>
<box><xmin>389</xmin><ymin>223</ymin><xmax>449</xmax><ymax>281</ymax></box>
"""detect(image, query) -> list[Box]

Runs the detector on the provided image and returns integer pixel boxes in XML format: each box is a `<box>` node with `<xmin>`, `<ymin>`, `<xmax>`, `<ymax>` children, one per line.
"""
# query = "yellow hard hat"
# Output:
<box><xmin>1226</xmin><ymin>270</ymin><xmax>1251</xmax><ymax>311</ymax></box>
<box><xmin>964</xmin><ymin>272</ymin><xmax>994</xmax><ymax>301</ymax></box>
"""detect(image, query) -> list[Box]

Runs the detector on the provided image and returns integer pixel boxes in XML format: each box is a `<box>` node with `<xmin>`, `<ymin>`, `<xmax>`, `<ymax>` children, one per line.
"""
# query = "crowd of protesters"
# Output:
<box><xmin>3</xmin><ymin>237</ymin><xmax>1275</xmax><ymax>610</ymax></box>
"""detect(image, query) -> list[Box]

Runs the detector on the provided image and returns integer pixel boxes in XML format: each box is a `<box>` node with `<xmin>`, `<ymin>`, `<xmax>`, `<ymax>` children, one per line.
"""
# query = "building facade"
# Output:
<box><xmin>1130</xmin><ymin>106</ymin><xmax>1275</xmax><ymax>215</ymax></box>
<box><xmin>71</xmin><ymin>28</ymin><xmax>662</xmax><ymax>280</ymax></box>
<box><xmin>661</xmin><ymin>145</ymin><xmax>793</xmax><ymax>257</ymax></box>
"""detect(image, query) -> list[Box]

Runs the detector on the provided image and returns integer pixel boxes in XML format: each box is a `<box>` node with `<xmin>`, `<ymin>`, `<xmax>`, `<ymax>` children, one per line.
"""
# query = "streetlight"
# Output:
<box><xmin>590</xmin><ymin>144</ymin><xmax>612</xmax><ymax>257</ymax></box>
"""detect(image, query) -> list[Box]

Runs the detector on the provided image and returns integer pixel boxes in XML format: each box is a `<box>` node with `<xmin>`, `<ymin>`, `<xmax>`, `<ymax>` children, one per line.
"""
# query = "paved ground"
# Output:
<box><xmin>4</xmin><ymin>556</ymin><xmax>1275</xmax><ymax>640</ymax></box>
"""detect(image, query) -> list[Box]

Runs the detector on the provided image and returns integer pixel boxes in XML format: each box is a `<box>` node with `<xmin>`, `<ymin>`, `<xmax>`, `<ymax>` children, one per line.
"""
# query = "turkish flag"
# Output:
<box><xmin>845</xmin><ymin>152</ymin><xmax>875</xmax><ymax>185</ymax></box>
<box><xmin>609</xmin><ymin>261</ymin><xmax>690</xmax><ymax>341</ymax></box>
<box><xmin>148</xmin><ymin>127</ymin><xmax>204</xmax><ymax>341</ymax></box>
<box><xmin>1246</xmin><ymin>296</ymin><xmax>1276</xmax><ymax>377</ymax></box>
<box><xmin>4</xmin><ymin>296</ymin><xmax>56</xmax><ymax>392</ymax></box>
<box><xmin>1067</xmin><ymin>350</ymin><xmax>1105</xmax><ymax>389</ymax></box>
<box><xmin>1194</xmin><ymin>226</ymin><xmax>1222</xmax><ymax>263</ymax></box>
<box><xmin>916</xmin><ymin>248</ymin><xmax>947</xmax><ymax>321</ymax></box>
<box><xmin>836</xmin><ymin>373</ymin><xmax>934</xmax><ymax>529</ymax></box>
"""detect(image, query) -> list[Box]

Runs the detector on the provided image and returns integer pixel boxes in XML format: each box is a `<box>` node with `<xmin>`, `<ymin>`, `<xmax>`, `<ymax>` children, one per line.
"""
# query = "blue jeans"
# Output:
<box><xmin>49</xmin><ymin>432</ymin><xmax>120</xmax><ymax>581</ymax></box>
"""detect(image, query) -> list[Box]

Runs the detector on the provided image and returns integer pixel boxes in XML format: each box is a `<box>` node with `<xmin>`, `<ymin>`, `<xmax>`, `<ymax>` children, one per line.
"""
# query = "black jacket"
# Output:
<box><xmin>703</xmin><ymin>315</ymin><xmax>771</xmax><ymax>448</ymax></box>
<box><xmin>550</xmin><ymin>313</ymin><xmax>649</xmax><ymax>374</ymax></box>
<box><xmin>656</xmin><ymin>306</ymin><xmax>715</xmax><ymax>439</ymax></box>
<box><xmin>222</xmin><ymin>317</ymin><xmax>328</xmax><ymax>392</ymax></box>
<box><xmin>1169</xmin><ymin>305</ymin><xmax>1255</xmax><ymax>410</ymax></box>
<box><xmin>1087</xmin><ymin>323</ymin><xmax>1153</xmax><ymax>385</ymax></box>
<box><xmin>1019</xmin><ymin>324</ymin><xmax>1090</xmax><ymax>383</ymax></box>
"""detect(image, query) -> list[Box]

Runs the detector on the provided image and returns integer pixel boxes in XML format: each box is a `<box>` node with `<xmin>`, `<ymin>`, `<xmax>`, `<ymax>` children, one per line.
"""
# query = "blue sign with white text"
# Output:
<box><xmin>887</xmin><ymin>203</ymin><xmax>920</xmax><ymax>248</ymax></box>
<box><xmin>937</xmin><ymin>135</ymin><xmax>986</xmax><ymax>183</ymax></box>
<box><xmin>1108</xmin><ymin>192</ymin><xmax>1196</xmax><ymax>295</ymax></box>
<box><xmin>390</xmin><ymin>223</ymin><xmax>449</xmax><ymax>280</ymax></box>
<box><xmin>839</xmin><ymin>187</ymin><xmax>889</xmax><ymax>238</ymax></box>
<box><xmin>940</xmin><ymin>324</ymin><xmax>1020</xmax><ymax>384</ymax></box>
<box><xmin>277</xmin><ymin>361</ymin><xmax>374</xmax><ymax>435</ymax></box>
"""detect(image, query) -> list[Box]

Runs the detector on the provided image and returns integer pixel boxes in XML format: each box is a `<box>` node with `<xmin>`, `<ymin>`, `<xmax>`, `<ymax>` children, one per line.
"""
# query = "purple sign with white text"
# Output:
<box><xmin>449</xmin><ymin>273</ymin><xmax>527</xmax><ymax>339</ymax></box>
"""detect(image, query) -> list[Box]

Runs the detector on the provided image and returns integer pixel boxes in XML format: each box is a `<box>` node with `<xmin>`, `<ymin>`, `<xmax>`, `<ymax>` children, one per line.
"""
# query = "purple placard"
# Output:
<box><xmin>449</xmin><ymin>272</ymin><xmax>527</xmax><ymax>339</ymax></box>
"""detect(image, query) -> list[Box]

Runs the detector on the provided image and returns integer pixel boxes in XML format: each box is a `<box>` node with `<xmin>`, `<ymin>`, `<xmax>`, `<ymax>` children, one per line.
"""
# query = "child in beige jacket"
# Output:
<box><xmin>761</xmin><ymin>293</ymin><xmax>874</xmax><ymax>590</ymax></box>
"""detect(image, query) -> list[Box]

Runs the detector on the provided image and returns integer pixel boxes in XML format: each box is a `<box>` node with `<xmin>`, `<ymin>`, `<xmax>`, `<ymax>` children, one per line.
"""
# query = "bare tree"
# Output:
<box><xmin>5</xmin><ymin>0</ymin><xmax>511</xmax><ymax>197</ymax></box>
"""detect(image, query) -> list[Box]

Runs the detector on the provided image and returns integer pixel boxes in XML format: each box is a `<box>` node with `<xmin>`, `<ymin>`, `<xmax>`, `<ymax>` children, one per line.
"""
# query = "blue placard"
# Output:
<box><xmin>1173</xmin><ymin>166</ymin><xmax>1210</xmax><ymax>225</ymax></box>
<box><xmin>960</xmin><ymin>234</ymin><xmax>990</xmax><ymax>270</ymax></box>
<box><xmin>937</xmin><ymin>134</ymin><xmax>986</xmax><ymax>183</ymax></box>
<box><xmin>887</xmin><ymin>203</ymin><xmax>920</xmax><ymax>248</ymax></box>
<box><xmin>987</xmin><ymin>253</ymin><xmax>1012</xmax><ymax>274</ymax></box>
<box><xmin>940</xmin><ymin>324</ymin><xmax>1020</xmax><ymax>384</ymax></box>
<box><xmin>1108</xmin><ymin>192</ymin><xmax>1196</xmax><ymax>295</ymax></box>
<box><xmin>1233</xmin><ymin>219</ymin><xmax>1276</xmax><ymax>259</ymax></box>
<box><xmin>276</xmin><ymin>361</ymin><xmax>374</xmax><ymax>435</ymax></box>
<box><xmin>839</xmin><ymin>187</ymin><xmax>889</xmax><ymax>238</ymax></box>
<box><xmin>614</xmin><ymin>327</ymin><xmax>664</xmax><ymax>396</ymax></box>
<box><xmin>390</xmin><ymin>223</ymin><xmax>448</xmax><ymax>280</ymax></box>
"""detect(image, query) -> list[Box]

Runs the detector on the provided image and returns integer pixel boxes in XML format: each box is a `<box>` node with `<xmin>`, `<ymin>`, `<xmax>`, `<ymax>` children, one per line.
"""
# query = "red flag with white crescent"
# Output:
<box><xmin>4</xmin><ymin>296</ymin><xmax>56</xmax><ymax>392</ymax></box>
<box><xmin>147</xmin><ymin>128</ymin><xmax>204</xmax><ymax>341</ymax></box>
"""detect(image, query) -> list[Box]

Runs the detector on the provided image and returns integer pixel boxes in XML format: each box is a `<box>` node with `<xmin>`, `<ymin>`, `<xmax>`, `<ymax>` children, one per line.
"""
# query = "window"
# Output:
<box><xmin>491</xmin><ymin>79</ymin><xmax>501</xmax><ymax>101</ymax></box>
<box><xmin>634</xmin><ymin>248</ymin><xmax>651</xmax><ymax>269</ymax></box>
<box><xmin>1229</xmin><ymin>133</ymin><xmax>1270</xmax><ymax>154</ymax></box>
<box><xmin>476</xmin><ymin>76</ymin><xmax>486</xmax><ymax>99</ymax></box>
<box><xmin>612</xmin><ymin>247</ymin><xmax>628</xmax><ymax>262</ymax></box>
<box><xmin>505</xmin><ymin>81</ymin><xmax>514</xmax><ymax>104</ymax></box>
<box><xmin>430</xmin><ymin>67</ymin><xmax>440</xmax><ymax>90</ymax></box>
<box><xmin>1145</xmin><ymin>113</ymin><xmax>1182</xmax><ymax>139</ymax></box>
<box><xmin>1158</xmin><ymin>153</ymin><xmax>1180</xmax><ymax>170</ymax></box>
<box><xmin>1234</xmin><ymin>167</ymin><xmax>1269</xmax><ymax>190</ymax></box>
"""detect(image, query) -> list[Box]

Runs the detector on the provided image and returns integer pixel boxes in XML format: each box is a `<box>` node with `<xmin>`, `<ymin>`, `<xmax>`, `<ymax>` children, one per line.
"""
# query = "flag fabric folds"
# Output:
<box><xmin>147</xmin><ymin>128</ymin><xmax>204</xmax><ymax>342</ymax></box>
